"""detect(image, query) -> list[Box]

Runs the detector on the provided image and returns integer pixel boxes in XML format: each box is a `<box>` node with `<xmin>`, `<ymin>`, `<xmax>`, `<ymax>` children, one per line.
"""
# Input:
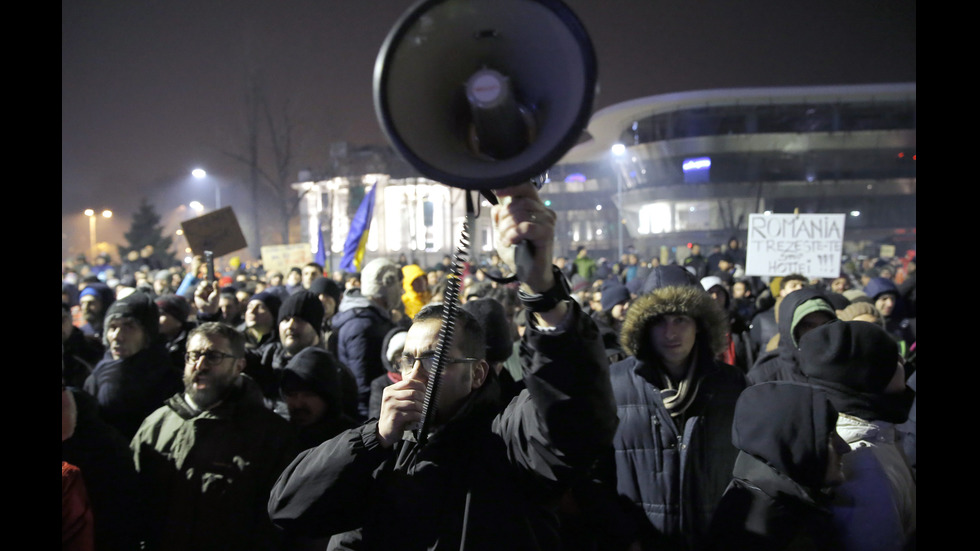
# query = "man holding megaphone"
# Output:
<box><xmin>268</xmin><ymin>182</ymin><xmax>618</xmax><ymax>550</ymax></box>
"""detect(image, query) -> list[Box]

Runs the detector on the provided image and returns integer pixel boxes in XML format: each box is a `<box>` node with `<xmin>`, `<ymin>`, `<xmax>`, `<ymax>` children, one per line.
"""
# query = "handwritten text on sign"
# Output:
<box><xmin>745</xmin><ymin>213</ymin><xmax>845</xmax><ymax>278</ymax></box>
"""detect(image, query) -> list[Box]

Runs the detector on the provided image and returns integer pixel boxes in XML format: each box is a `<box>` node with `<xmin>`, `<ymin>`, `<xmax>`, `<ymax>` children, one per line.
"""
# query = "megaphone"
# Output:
<box><xmin>374</xmin><ymin>0</ymin><xmax>597</xmax><ymax>191</ymax></box>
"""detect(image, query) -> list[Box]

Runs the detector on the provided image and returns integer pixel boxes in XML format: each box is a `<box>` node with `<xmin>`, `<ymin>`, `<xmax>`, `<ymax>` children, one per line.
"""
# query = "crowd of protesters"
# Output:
<box><xmin>62</xmin><ymin>223</ymin><xmax>916</xmax><ymax>551</ymax></box>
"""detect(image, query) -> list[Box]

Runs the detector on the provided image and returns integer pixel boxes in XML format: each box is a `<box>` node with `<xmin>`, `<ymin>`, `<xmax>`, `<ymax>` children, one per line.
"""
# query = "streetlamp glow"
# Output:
<box><xmin>84</xmin><ymin>208</ymin><xmax>112</xmax><ymax>261</ymax></box>
<box><xmin>191</xmin><ymin>168</ymin><xmax>220</xmax><ymax>209</ymax></box>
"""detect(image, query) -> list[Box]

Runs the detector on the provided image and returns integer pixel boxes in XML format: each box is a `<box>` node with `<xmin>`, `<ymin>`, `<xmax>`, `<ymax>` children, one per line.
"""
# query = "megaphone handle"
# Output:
<box><xmin>515</xmin><ymin>240</ymin><xmax>535</xmax><ymax>284</ymax></box>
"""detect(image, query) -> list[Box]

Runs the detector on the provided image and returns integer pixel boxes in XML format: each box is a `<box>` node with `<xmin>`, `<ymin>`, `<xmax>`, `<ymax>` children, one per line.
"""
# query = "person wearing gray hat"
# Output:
<box><xmin>332</xmin><ymin>258</ymin><xmax>402</xmax><ymax>420</ymax></box>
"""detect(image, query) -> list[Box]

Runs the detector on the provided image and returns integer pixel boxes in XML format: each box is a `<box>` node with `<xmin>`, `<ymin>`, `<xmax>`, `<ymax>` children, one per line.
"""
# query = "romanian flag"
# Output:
<box><xmin>339</xmin><ymin>183</ymin><xmax>376</xmax><ymax>273</ymax></box>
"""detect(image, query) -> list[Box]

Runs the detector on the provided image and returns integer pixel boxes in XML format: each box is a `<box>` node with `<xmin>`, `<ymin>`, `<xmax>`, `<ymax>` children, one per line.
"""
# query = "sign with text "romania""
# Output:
<box><xmin>745</xmin><ymin>213</ymin><xmax>845</xmax><ymax>279</ymax></box>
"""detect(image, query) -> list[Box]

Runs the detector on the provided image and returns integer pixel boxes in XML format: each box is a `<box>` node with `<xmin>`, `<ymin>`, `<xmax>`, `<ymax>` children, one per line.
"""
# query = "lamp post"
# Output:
<box><xmin>192</xmin><ymin>168</ymin><xmax>219</xmax><ymax>209</ymax></box>
<box><xmin>84</xmin><ymin>208</ymin><xmax>112</xmax><ymax>261</ymax></box>
<box><xmin>611</xmin><ymin>143</ymin><xmax>626</xmax><ymax>260</ymax></box>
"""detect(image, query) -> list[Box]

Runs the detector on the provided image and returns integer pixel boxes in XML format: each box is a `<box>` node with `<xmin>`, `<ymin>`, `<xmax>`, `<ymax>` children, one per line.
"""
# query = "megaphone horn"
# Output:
<box><xmin>374</xmin><ymin>0</ymin><xmax>598</xmax><ymax>191</ymax></box>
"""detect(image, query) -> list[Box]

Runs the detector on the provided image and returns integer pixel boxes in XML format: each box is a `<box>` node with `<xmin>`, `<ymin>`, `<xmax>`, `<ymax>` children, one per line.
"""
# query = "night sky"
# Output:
<box><xmin>61</xmin><ymin>0</ymin><xmax>916</xmax><ymax>258</ymax></box>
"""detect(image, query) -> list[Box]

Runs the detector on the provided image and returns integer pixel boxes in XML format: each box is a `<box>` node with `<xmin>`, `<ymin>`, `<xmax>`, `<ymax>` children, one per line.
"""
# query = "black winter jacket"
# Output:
<box><xmin>83</xmin><ymin>340</ymin><xmax>183</xmax><ymax>440</ymax></box>
<box><xmin>268</xmin><ymin>302</ymin><xmax>617</xmax><ymax>550</ymax></box>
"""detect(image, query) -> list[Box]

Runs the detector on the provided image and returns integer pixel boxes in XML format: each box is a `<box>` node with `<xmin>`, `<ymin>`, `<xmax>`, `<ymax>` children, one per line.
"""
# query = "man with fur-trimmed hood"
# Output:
<box><xmin>605</xmin><ymin>265</ymin><xmax>748</xmax><ymax>550</ymax></box>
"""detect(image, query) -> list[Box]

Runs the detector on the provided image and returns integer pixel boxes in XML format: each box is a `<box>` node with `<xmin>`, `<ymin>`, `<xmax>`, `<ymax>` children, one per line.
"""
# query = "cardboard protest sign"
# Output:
<box><xmin>260</xmin><ymin>243</ymin><xmax>313</xmax><ymax>276</ymax></box>
<box><xmin>180</xmin><ymin>207</ymin><xmax>248</xmax><ymax>257</ymax></box>
<box><xmin>745</xmin><ymin>213</ymin><xmax>845</xmax><ymax>278</ymax></box>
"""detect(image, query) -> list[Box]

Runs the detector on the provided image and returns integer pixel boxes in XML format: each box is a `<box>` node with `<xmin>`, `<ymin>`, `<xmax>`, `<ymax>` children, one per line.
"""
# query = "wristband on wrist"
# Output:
<box><xmin>518</xmin><ymin>265</ymin><xmax>572</xmax><ymax>313</ymax></box>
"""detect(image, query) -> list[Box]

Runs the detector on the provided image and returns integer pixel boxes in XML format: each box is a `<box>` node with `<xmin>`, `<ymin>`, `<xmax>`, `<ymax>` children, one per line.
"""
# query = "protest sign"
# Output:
<box><xmin>180</xmin><ymin>207</ymin><xmax>248</xmax><ymax>257</ymax></box>
<box><xmin>745</xmin><ymin>213</ymin><xmax>845</xmax><ymax>278</ymax></box>
<box><xmin>260</xmin><ymin>243</ymin><xmax>313</xmax><ymax>276</ymax></box>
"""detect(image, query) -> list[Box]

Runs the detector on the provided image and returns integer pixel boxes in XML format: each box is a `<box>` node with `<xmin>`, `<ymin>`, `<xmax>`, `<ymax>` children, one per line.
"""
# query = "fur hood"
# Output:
<box><xmin>620</xmin><ymin>284</ymin><xmax>729</xmax><ymax>360</ymax></box>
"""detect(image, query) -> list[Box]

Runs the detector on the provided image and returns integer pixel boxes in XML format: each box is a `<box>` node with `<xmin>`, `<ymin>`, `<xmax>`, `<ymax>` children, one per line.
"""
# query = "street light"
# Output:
<box><xmin>611</xmin><ymin>143</ymin><xmax>626</xmax><ymax>260</ymax></box>
<box><xmin>84</xmin><ymin>208</ymin><xmax>112</xmax><ymax>261</ymax></box>
<box><xmin>192</xmin><ymin>168</ymin><xmax>219</xmax><ymax>209</ymax></box>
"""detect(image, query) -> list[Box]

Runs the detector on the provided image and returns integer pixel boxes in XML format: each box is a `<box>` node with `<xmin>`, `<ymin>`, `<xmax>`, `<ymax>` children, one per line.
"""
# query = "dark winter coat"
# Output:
<box><xmin>704</xmin><ymin>381</ymin><xmax>842</xmax><ymax>551</ymax></box>
<box><xmin>705</xmin><ymin>455</ymin><xmax>838</xmax><ymax>551</ymax></box>
<box><xmin>83</xmin><ymin>340</ymin><xmax>184</xmax><ymax>441</ymax></box>
<box><xmin>331</xmin><ymin>292</ymin><xmax>396</xmax><ymax>420</ymax></box>
<box><xmin>608</xmin><ymin>285</ymin><xmax>747</xmax><ymax>550</ymax></box>
<box><xmin>131</xmin><ymin>375</ymin><xmax>300</xmax><ymax>551</ymax></box>
<box><xmin>247</xmin><ymin>341</ymin><xmax>361</xmax><ymax>420</ymax></box>
<box><xmin>62</xmin><ymin>388</ymin><xmax>142</xmax><ymax>551</ymax></box>
<box><xmin>268</xmin><ymin>302</ymin><xmax>618</xmax><ymax>551</ymax></box>
<box><xmin>63</xmin><ymin>326</ymin><xmax>101</xmax><ymax>389</ymax></box>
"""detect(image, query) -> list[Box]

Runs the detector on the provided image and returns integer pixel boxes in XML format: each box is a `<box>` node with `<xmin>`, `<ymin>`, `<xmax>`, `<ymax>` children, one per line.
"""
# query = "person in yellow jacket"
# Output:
<box><xmin>401</xmin><ymin>264</ymin><xmax>432</xmax><ymax>319</ymax></box>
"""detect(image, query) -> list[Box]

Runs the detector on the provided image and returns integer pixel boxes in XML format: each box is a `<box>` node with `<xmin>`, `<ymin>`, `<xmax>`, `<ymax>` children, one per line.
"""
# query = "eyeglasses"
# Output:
<box><xmin>398</xmin><ymin>353</ymin><xmax>480</xmax><ymax>374</ymax></box>
<box><xmin>185</xmin><ymin>349</ymin><xmax>240</xmax><ymax>365</ymax></box>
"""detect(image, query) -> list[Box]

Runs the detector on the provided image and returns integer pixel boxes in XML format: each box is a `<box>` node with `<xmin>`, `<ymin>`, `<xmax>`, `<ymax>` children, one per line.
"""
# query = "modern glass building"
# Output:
<box><xmin>545</xmin><ymin>82</ymin><xmax>916</xmax><ymax>261</ymax></box>
<box><xmin>296</xmin><ymin>82</ymin><xmax>915</xmax><ymax>269</ymax></box>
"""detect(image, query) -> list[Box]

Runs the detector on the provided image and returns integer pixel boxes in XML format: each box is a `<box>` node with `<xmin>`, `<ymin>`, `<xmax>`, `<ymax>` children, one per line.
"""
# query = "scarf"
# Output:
<box><xmin>655</xmin><ymin>350</ymin><xmax>704</xmax><ymax>426</ymax></box>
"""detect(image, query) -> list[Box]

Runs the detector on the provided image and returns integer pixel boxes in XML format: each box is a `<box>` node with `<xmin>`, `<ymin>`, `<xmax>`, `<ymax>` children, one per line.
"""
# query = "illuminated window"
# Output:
<box><xmin>638</xmin><ymin>202</ymin><xmax>672</xmax><ymax>234</ymax></box>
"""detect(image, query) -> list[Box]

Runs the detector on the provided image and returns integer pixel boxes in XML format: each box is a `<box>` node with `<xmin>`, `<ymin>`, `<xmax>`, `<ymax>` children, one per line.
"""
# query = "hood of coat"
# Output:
<box><xmin>401</xmin><ymin>264</ymin><xmax>427</xmax><ymax>294</ymax></box>
<box><xmin>732</xmin><ymin>381</ymin><xmax>839</xmax><ymax>490</ymax></box>
<box><xmin>619</xmin><ymin>284</ymin><xmax>729</xmax><ymax>361</ymax></box>
<box><xmin>776</xmin><ymin>287</ymin><xmax>834</xmax><ymax>349</ymax></box>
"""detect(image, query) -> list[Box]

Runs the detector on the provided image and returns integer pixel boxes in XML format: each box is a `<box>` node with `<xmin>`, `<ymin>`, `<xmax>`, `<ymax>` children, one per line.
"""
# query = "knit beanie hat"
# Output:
<box><xmin>278</xmin><ymin>290</ymin><xmax>325</xmax><ymax>330</ymax></box>
<box><xmin>842</xmin><ymin>288</ymin><xmax>867</xmax><ymax>300</ymax></box>
<box><xmin>798</xmin><ymin>320</ymin><xmax>899</xmax><ymax>394</ymax></box>
<box><xmin>248</xmin><ymin>291</ymin><xmax>282</xmax><ymax>322</ymax></box>
<box><xmin>838</xmin><ymin>302</ymin><xmax>884</xmax><ymax>327</ymax></box>
<box><xmin>600</xmin><ymin>282</ymin><xmax>631</xmax><ymax>312</ymax></box>
<box><xmin>790</xmin><ymin>298</ymin><xmax>836</xmax><ymax>347</ymax></box>
<box><xmin>280</xmin><ymin>347</ymin><xmax>343</xmax><ymax>414</ymax></box>
<box><xmin>104</xmin><ymin>291</ymin><xmax>159</xmax><ymax>340</ymax></box>
<box><xmin>360</xmin><ymin>258</ymin><xmax>401</xmax><ymax>299</ymax></box>
<box><xmin>309</xmin><ymin>277</ymin><xmax>343</xmax><ymax>306</ymax></box>
<box><xmin>461</xmin><ymin>297</ymin><xmax>514</xmax><ymax>363</ymax></box>
<box><xmin>155</xmin><ymin>294</ymin><xmax>191</xmax><ymax>324</ymax></box>
<box><xmin>642</xmin><ymin>265</ymin><xmax>699</xmax><ymax>295</ymax></box>
<box><xmin>79</xmin><ymin>282</ymin><xmax>115</xmax><ymax>310</ymax></box>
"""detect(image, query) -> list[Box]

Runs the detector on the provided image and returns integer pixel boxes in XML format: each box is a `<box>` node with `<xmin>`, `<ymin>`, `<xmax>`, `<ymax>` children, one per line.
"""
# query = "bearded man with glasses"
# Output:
<box><xmin>130</xmin><ymin>322</ymin><xmax>300</xmax><ymax>551</ymax></box>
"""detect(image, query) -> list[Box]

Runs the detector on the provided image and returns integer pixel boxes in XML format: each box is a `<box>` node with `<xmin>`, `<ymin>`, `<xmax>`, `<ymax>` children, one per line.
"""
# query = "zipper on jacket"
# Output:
<box><xmin>650</xmin><ymin>414</ymin><xmax>664</xmax><ymax>472</ymax></box>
